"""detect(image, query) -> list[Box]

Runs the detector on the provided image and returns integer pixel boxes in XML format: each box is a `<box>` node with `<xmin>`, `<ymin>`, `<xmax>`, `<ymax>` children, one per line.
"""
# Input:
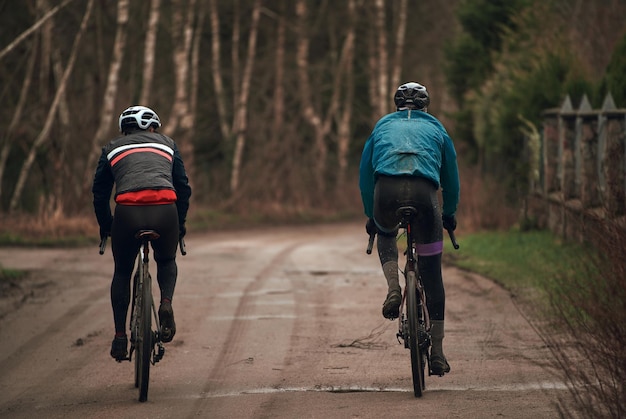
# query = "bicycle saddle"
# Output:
<box><xmin>135</xmin><ymin>230</ymin><xmax>160</xmax><ymax>240</ymax></box>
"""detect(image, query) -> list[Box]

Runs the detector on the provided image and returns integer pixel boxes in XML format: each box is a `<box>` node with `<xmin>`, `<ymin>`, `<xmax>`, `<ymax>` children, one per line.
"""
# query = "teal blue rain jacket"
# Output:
<box><xmin>359</xmin><ymin>109</ymin><xmax>460</xmax><ymax>218</ymax></box>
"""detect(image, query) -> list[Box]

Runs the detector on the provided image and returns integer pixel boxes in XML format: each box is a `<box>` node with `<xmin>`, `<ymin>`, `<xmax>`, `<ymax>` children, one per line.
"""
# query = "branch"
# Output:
<box><xmin>0</xmin><ymin>0</ymin><xmax>76</xmax><ymax>61</ymax></box>
<box><xmin>9</xmin><ymin>0</ymin><xmax>95</xmax><ymax>212</ymax></box>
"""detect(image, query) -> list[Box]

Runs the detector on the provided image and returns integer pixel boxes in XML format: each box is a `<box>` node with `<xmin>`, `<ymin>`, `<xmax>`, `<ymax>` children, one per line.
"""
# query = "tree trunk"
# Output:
<box><xmin>48</xmin><ymin>2</ymin><xmax>73</xmax><ymax>218</ymax></box>
<box><xmin>80</xmin><ymin>0</ymin><xmax>129</xmax><ymax>198</ymax></box>
<box><xmin>335</xmin><ymin>0</ymin><xmax>356</xmax><ymax>192</ymax></box>
<box><xmin>229</xmin><ymin>0</ymin><xmax>261</xmax><ymax>194</ymax></box>
<box><xmin>374</xmin><ymin>0</ymin><xmax>388</xmax><ymax>117</ymax></box>
<box><xmin>296</xmin><ymin>0</ymin><xmax>326</xmax><ymax>193</ymax></box>
<box><xmin>209</xmin><ymin>0</ymin><xmax>230</xmax><ymax>141</ymax></box>
<box><xmin>390</xmin><ymin>0</ymin><xmax>407</xmax><ymax>91</ymax></box>
<box><xmin>139</xmin><ymin>0</ymin><xmax>161</xmax><ymax>105</ymax></box>
<box><xmin>0</xmin><ymin>0</ymin><xmax>76</xmax><ymax>62</ymax></box>
<box><xmin>0</xmin><ymin>39</ymin><xmax>37</xmax><ymax>204</ymax></box>
<box><xmin>163</xmin><ymin>0</ymin><xmax>196</xmax><ymax>136</ymax></box>
<box><xmin>164</xmin><ymin>0</ymin><xmax>198</xmax><ymax>188</ymax></box>
<box><xmin>296</xmin><ymin>0</ymin><xmax>354</xmax><ymax>195</ymax></box>
<box><xmin>10</xmin><ymin>0</ymin><xmax>95</xmax><ymax>213</ymax></box>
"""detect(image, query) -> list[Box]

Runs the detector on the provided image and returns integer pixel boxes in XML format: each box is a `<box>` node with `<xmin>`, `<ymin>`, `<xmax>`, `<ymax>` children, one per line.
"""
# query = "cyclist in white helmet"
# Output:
<box><xmin>92</xmin><ymin>105</ymin><xmax>192</xmax><ymax>361</ymax></box>
<box><xmin>359</xmin><ymin>83</ymin><xmax>460</xmax><ymax>375</ymax></box>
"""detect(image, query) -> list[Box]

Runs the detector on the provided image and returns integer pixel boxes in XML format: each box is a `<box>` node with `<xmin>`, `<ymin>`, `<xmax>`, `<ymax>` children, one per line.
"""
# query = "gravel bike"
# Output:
<box><xmin>100</xmin><ymin>231</ymin><xmax>186</xmax><ymax>402</ymax></box>
<box><xmin>367</xmin><ymin>208</ymin><xmax>458</xmax><ymax>397</ymax></box>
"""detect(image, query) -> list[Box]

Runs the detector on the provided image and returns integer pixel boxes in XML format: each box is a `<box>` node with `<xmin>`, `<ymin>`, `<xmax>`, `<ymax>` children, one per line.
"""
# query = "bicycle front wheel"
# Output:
<box><xmin>406</xmin><ymin>270</ymin><xmax>425</xmax><ymax>397</ymax></box>
<box><xmin>136</xmin><ymin>265</ymin><xmax>153</xmax><ymax>402</ymax></box>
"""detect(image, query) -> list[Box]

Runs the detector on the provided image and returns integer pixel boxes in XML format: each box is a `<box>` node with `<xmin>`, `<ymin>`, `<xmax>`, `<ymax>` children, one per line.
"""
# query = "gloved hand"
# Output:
<box><xmin>179</xmin><ymin>223</ymin><xmax>187</xmax><ymax>240</ymax></box>
<box><xmin>100</xmin><ymin>217</ymin><xmax>113</xmax><ymax>240</ymax></box>
<box><xmin>99</xmin><ymin>227</ymin><xmax>110</xmax><ymax>241</ymax></box>
<box><xmin>442</xmin><ymin>214</ymin><xmax>457</xmax><ymax>232</ymax></box>
<box><xmin>365</xmin><ymin>218</ymin><xmax>378</xmax><ymax>236</ymax></box>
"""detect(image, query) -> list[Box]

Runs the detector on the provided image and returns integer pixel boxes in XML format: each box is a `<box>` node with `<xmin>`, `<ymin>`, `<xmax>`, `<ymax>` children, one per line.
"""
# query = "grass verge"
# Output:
<box><xmin>445</xmin><ymin>227</ymin><xmax>626</xmax><ymax>418</ymax></box>
<box><xmin>443</xmin><ymin>228</ymin><xmax>585</xmax><ymax>296</ymax></box>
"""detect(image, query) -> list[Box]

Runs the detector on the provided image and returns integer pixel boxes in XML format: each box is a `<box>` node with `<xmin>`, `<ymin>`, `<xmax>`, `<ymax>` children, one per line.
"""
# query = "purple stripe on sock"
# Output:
<box><xmin>416</xmin><ymin>241</ymin><xmax>443</xmax><ymax>256</ymax></box>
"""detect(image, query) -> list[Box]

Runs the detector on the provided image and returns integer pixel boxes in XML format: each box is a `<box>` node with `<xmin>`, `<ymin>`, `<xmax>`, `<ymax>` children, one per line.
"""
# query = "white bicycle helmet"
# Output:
<box><xmin>118</xmin><ymin>105</ymin><xmax>162</xmax><ymax>133</ymax></box>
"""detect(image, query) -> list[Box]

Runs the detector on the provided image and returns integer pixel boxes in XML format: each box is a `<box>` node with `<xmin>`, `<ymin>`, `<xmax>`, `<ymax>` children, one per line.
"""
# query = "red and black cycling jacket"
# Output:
<box><xmin>92</xmin><ymin>130</ymin><xmax>192</xmax><ymax>230</ymax></box>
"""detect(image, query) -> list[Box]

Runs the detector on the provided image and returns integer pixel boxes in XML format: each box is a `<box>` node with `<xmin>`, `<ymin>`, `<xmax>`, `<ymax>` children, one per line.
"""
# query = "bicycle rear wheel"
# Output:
<box><xmin>406</xmin><ymin>270</ymin><xmax>426</xmax><ymax>397</ymax></box>
<box><xmin>136</xmin><ymin>262</ymin><xmax>153</xmax><ymax>402</ymax></box>
<box><xmin>131</xmin><ymin>270</ymin><xmax>140</xmax><ymax>388</ymax></box>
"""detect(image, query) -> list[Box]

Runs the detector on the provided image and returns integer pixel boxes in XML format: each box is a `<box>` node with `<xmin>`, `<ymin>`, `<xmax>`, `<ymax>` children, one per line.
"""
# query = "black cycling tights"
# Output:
<box><xmin>377</xmin><ymin>234</ymin><xmax>445</xmax><ymax>321</ymax></box>
<box><xmin>110</xmin><ymin>203</ymin><xmax>179</xmax><ymax>334</ymax></box>
<box><xmin>373</xmin><ymin>175</ymin><xmax>445</xmax><ymax>321</ymax></box>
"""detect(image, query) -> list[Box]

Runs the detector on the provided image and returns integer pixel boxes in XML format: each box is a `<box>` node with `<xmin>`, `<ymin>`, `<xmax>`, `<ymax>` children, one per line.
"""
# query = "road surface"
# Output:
<box><xmin>0</xmin><ymin>223</ymin><xmax>568</xmax><ymax>418</ymax></box>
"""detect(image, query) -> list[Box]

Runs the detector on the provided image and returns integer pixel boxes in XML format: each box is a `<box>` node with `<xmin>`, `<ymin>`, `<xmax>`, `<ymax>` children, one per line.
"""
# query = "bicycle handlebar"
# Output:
<box><xmin>366</xmin><ymin>233</ymin><xmax>375</xmax><ymax>254</ymax></box>
<box><xmin>447</xmin><ymin>229</ymin><xmax>460</xmax><ymax>250</ymax></box>
<box><xmin>99</xmin><ymin>236</ymin><xmax>108</xmax><ymax>255</ymax></box>
<box><xmin>365</xmin><ymin>227</ymin><xmax>460</xmax><ymax>254</ymax></box>
<box><xmin>98</xmin><ymin>235</ymin><xmax>188</xmax><ymax>255</ymax></box>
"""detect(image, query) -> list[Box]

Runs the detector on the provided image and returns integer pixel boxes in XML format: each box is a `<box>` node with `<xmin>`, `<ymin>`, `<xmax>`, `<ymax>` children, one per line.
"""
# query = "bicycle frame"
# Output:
<box><xmin>129</xmin><ymin>230</ymin><xmax>163</xmax><ymax>402</ymax></box>
<box><xmin>366</xmin><ymin>209</ymin><xmax>458</xmax><ymax>398</ymax></box>
<box><xmin>99</xmin><ymin>231</ymin><xmax>186</xmax><ymax>403</ymax></box>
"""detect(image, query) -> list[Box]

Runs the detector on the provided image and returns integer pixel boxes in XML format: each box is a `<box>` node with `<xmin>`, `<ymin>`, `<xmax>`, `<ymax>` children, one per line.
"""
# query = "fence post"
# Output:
<box><xmin>600</xmin><ymin>94</ymin><xmax>626</xmax><ymax>218</ymax></box>
<box><xmin>559</xmin><ymin>96</ymin><xmax>578</xmax><ymax>201</ymax></box>
<box><xmin>542</xmin><ymin>108</ymin><xmax>560</xmax><ymax>195</ymax></box>
<box><xmin>577</xmin><ymin>95</ymin><xmax>600</xmax><ymax>209</ymax></box>
<box><xmin>536</xmin><ymin>93</ymin><xmax>626</xmax><ymax>242</ymax></box>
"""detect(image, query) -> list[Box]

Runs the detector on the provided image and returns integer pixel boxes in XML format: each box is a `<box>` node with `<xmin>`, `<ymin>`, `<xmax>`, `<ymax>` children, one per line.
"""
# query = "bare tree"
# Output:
<box><xmin>0</xmin><ymin>0</ymin><xmax>76</xmax><ymax>62</ymax></box>
<box><xmin>374</xmin><ymin>0</ymin><xmax>389</xmax><ymax>117</ymax></box>
<box><xmin>295</xmin><ymin>0</ymin><xmax>353</xmax><ymax>194</ymax></box>
<box><xmin>46</xmin><ymin>0</ymin><xmax>74</xmax><ymax>217</ymax></box>
<box><xmin>0</xmin><ymin>39</ymin><xmax>37</xmax><ymax>203</ymax></box>
<box><xmin>189</xmin><ymin>2</ymin><xmax>205</xmax><ymax>131</ymax></box>
<box><xmin>163</xmin><ymin>0</ymin><xmax>199</xmax><ymax>189</ymax></box>
<box><xmin>295</xmin><ymin>0</ymin><xmax>328</xmax><ymax>193</ymax></box>
<box><xmin>80</xmin><ymin>0</ymin><xmax>130</xmax><ymax>198</ymax></box>
<box><xmin>209</xmin><ymin>0</ymin><xmax>229</xmax><ymax>141</ymax></box>
<box><xmin>10</xmin><ymin>0</ymin><xmax>95</xmax><ymax>213</ymax></box>
<box><xmin>390</xmin><ymin>0</ymin><xmax>407</xmax><ymax>90</ymax></box>
<box><xmin>208</xmin><ymin>0</ymin><xmax>262</xmax><ymax>194</ymax></box>
<box><xmin>230</xmin><ymin>0</ymin><xmax>262</xmax><ymax>193</ymax></box>
<box><xmin>335</xmin><ymin>0</ymin><xmax>356</xmax><ymax>192</ymax></box>
<box><xmin>139</xmin><ymin>0</ymin><xmax>161</xmax><ymax>105</ymax></box>
<box><xmin>366</xmin><ymin>1</ymin><xmax>407</xmax><ymax>120</ymax></box>
<box><xmin>164</xmin><ymin>0</ymin><xmax>196</xmax><ymax>136</ymax></box>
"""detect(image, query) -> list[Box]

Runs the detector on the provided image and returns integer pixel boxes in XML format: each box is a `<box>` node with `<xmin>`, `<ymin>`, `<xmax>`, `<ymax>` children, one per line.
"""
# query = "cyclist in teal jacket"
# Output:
<box><xmin>359</xmin><ymin>82</ymin><xmax>460</xmax><ymax>375</ymax></box>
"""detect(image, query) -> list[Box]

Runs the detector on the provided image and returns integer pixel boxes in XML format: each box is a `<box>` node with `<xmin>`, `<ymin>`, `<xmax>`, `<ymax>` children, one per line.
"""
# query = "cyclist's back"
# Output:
<box><xmin>92</xmin><ymin>105</ymin><xmax>192</xmax><ymax>361</ymax></box>
<box><xmin>359</xmin><ymin>82</ymin><xmax>459</xmax><ymax>376</ymax></box>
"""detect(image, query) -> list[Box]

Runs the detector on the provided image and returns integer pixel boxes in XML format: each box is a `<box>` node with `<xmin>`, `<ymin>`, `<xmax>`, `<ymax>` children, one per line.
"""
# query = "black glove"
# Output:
<box><xmin>365</xmin><ymin>218</ymin><xmax>378</xmax><ymax>236</ymax></box>
<box><xmin>179</xmin><ymin>224</ymin><xmax>187</xmax><ymax>240</ymax></box>
<box><xmin>99</xmin><ymin>227</ymin><xmax>110</xmax><ymax>241</ymax></box>
<box><xmin>442</xmin><ymin>214</ymin><xmax>457</xmax><ymax>232</ymax></box>
<box><xmin>100</xmin><ymin>217</ymin><xmax>113</xmax><ymax>240</ymax></box>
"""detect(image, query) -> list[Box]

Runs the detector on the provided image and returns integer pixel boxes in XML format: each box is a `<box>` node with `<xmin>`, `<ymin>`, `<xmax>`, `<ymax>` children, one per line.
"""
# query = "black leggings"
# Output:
<box><xmin>110</xmin><ymin>203</ymin><xmax>179</xmax><ymax>334</ymax></box>
<box><xmin>373</xmin><ymin>175</ymin><xmax>445</xmax><ymax>320</ymax></box>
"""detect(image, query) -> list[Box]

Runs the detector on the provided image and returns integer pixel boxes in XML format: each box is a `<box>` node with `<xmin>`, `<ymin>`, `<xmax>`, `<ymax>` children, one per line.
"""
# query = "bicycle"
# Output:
<box><xmin>100</xmin><ymin>231</ymin><xmax>186</xmax><ymax>402</ymax></box>
<box><xmin>367</xmin><ymin>208</ymin><xmax>459</xmax><ymax>397</ymax></box>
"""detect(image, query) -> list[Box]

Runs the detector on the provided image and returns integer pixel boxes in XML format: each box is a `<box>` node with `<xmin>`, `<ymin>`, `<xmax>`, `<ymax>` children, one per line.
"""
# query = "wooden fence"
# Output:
<box><xmin>527</xmin><ymin>93</ymin><xmax>626</xmax><ymax>242</ymax></box>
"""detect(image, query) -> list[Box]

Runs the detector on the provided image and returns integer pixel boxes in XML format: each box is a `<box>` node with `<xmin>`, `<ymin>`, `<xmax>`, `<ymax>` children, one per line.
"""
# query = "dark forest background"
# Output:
<box><xmin>1</xmin><ymin>0</ymin><xmax>625</xmax><ymax>233</ymax></box>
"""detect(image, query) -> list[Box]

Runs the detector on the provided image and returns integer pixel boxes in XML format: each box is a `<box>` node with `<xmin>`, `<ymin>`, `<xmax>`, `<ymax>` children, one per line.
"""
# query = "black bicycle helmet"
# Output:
<box><xmin>118</xmin><ymin>105</ymin><xmax>161</xmax><ymax>133</ymax></box>
<box><xmin>394</xmin><ymin>82</ymin><xmax>430</xmax><ymax>111</ymax></box>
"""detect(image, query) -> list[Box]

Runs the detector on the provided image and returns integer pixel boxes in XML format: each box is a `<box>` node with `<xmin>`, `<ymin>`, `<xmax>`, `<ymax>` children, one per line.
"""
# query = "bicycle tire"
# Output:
<box><xmin>138</xmin><ymin>265</ymin><xmax>152</xmax><ymax>402</ymax></box>
<box><xmin>132</xmin><ymin>270</ymin><xmax>140</xmax><ymax>389</ymax></box>
<box><xmin>406</xmin><ymin>270</ymin><xmax>425</xmax><ymax>397</ymax></box>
